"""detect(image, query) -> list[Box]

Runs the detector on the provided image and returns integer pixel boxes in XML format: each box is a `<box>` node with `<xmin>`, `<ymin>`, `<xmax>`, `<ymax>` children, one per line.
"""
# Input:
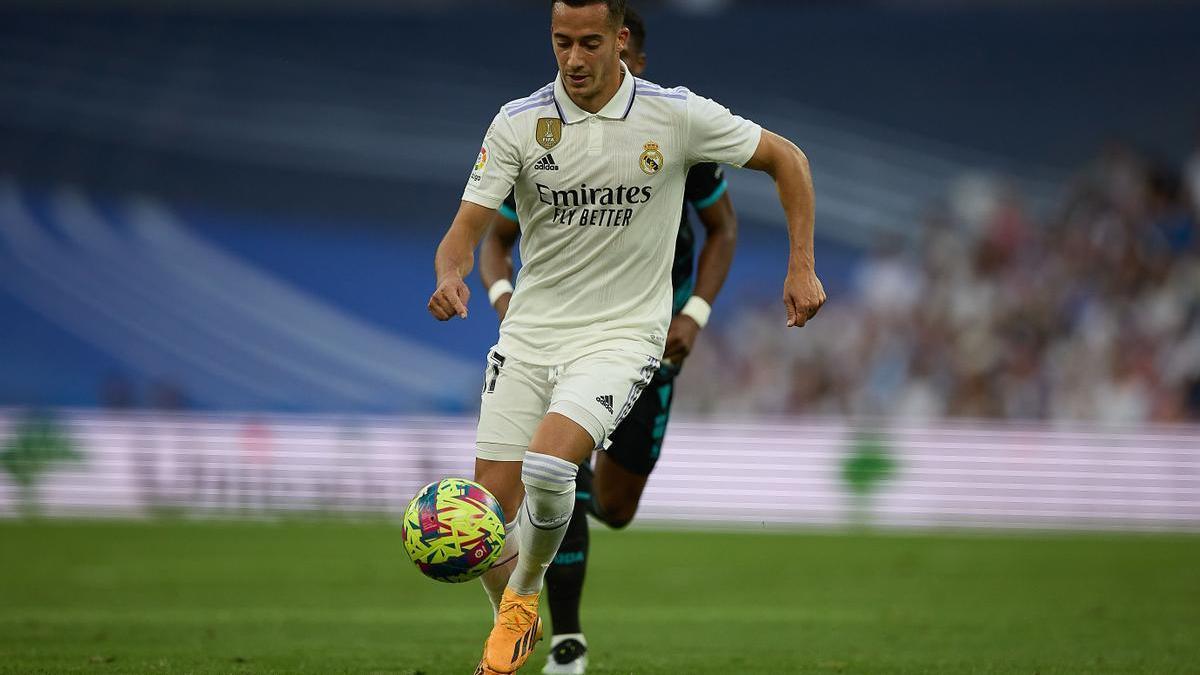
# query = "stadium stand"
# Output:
<box><xmin>0</xmin><ymin>6</ymin><xmax>1196</xmax><ymax>415</ymax></box>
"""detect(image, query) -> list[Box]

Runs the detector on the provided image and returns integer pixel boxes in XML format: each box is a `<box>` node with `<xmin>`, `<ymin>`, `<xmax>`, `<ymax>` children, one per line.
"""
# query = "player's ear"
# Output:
<box><xmin>616</xmin><ymin>26</ymin><xmax>630</xmax><ymax>53</ymax></box>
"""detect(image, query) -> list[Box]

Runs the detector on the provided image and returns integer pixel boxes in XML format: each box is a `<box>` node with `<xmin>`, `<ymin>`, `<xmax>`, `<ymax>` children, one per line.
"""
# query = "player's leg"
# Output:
<box><xmin>540</xmin><ymin>375</ymin><xmax>666</xmax><ymax>674</ymax></box>
<box><xmin>590</xmin><ymin>453</ymin><xmax>649</xmax><ymax>527</ymax></box>
<box><xmin>481</xmin><ymin>412</ymin><xmax>592</xmax><ymax>673</ymax></box>
<box><xmin>541</xmin><ymin>489</ymin><xmax>589</xmax><ymax>674</ymax></box>
<box><xmin>474</xmin><ymin>458</ymin><xmax>524</xmax><ymax>618</ymax></box>
<box><xmin>482</xmin><ymin>351</ymin><xmax>657</xmax><ymax>674</ymax></box>
<box><xmin>474</xmin><ymin>349</ymin><xmax>550</xmax><ymax>619</ymax></box>
<box><xmin>517</xmin><ymin>352</ymin><xmax>658</xmax><ymax>596</ymax></box>
<box><xmin>591</xmin><ymin>374</ymin><xmax>673</xmax><ymax>527</ymax></box>
<box><xmin>476</xmin><ymin>459</ymin><xmax>526</xmax><ymax>522</ymax></box>
<box><xmin>545</xmin><ymin>479</ymin><xmax>590</xmax><ymax>632</ymax></box>
<box><xmin>508</xmin><ymin>412</ymin><xmax>594</xmax><ymax>592</ymax></box>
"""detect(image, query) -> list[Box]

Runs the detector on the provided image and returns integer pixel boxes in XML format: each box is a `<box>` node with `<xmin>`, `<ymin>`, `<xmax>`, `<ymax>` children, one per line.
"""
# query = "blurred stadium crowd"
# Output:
<box><xmin>682</xmin><ymin>140</ymin><xmax>1200</xmax><ymax>423</ymax></box>
<box><xmin>2</xmin><ymin>7</ymin><xmax>1198</xmax><ymax>422</ymax></box>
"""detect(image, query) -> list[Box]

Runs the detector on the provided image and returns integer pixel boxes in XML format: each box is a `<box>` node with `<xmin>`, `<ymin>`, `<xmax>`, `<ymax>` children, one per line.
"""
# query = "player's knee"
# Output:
<box><xmin>521</xmin><ymin>452</ymin><xmax>578</xmax><ymax>495</ymax></box>
<box><xmin>475</xmin><ymin>460</ymin><xmax>524</xmax><ymax>522</ymax></box>
<box><xmin>606</xmin><ymin>515</ymin><xmax>633</xmax><ymax>530</ymax></box>
<box><xmin>601</xmin><ymin>502</ymin><xmax>637</xmax><ymax>529</ymax></box>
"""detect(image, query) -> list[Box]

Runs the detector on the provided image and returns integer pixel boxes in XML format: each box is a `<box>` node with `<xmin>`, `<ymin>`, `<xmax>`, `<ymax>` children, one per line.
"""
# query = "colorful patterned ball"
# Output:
<box><xmin>401</xmin><ymin>478</ymin><xmax>506</xmax><ymax>583</ymax></box>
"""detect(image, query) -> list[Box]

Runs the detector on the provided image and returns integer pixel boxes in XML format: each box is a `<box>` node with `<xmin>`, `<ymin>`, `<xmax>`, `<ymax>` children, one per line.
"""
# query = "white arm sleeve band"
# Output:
<box><xmin>680</xmin><ymin>296</ymin><xmax>712</xmax><ymax>329</ymax></box>
<box><xmin>488</xmin><ymin>279</ymin><xmax>515</xmax><ymax>307</ymax></box>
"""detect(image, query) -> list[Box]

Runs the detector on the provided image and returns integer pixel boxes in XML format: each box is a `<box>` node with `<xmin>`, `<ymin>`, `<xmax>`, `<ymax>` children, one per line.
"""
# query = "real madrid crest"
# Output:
<box><xmin>640</xmin><ymin>141</ymin><xmax>664</xmax><ymax>175</ymax></box>
<box><xmin>536</xmin><ymin>118</ymin><xmax>562</xmax><ymax>150</ymax></box>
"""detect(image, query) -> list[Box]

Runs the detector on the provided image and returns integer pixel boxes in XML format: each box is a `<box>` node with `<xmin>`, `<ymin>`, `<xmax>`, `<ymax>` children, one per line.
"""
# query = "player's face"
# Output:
<box><xmin>619</xmin><ymin>37</ymin><xmax>646</xmax><ymax>77</ymax></box>
<box><xmin>551</xmin><ymin>3</ymin><xmax>629</xmax><ymax>104</ymax></box>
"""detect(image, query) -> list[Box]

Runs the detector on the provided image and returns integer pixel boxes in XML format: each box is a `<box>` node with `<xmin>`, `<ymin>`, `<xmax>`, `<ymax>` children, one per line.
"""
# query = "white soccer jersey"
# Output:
<box><xmin>462</xmin><ymin>62</ymin><xmax>761</xmax><ymax>366</ymax></box>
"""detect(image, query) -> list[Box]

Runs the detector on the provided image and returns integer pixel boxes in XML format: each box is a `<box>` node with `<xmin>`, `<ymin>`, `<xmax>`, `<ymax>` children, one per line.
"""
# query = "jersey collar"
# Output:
<box><xmin>553</xmin><ymin>60</ymin><xmax>636</xmax><ymax>125</ymax></box>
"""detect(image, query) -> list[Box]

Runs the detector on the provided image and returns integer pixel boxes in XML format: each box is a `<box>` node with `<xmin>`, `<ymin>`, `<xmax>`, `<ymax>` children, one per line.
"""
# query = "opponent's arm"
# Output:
<box><xmin>663</xmin><ymin>192</ymin><xmax>737</xmax><ymax>363</ymax></box>
<box><xmin>744</xmin><ymin>130</ymin><xmax>826</xmax><ymax>327</ymax></box>
<box><xmin>478</xmin><ymin>211</ymin><xmax>521</xmax><ymax>321</ymax></box>
<box><xmin>429</xmin><ymin>200</ymin><xmax>498</xmax><ymax>321</ymax></box>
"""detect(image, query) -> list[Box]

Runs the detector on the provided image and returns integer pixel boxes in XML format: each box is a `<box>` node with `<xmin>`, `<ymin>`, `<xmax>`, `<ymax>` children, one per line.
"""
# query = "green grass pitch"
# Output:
<box><xmin>1</xmin><ymin>520</ymin><xmax>1197</xmax><ymax>674</ymax></box>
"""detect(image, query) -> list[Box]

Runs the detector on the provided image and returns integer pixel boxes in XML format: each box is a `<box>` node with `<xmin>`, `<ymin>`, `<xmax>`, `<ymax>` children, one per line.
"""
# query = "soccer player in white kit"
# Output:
<box><xmin>427</xmin><ymin>1</ymin><xmax>825</xmax><ymax>672</ymax></box>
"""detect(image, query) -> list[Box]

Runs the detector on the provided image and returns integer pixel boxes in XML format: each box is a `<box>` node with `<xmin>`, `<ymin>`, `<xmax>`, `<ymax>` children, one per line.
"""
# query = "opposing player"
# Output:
<box><xmin>477</xmin><ymin>8</ymin><xmax>739</xmax><ymax>673</ymax></box>
<box><xmin>427</xmin><ymin>1</ymin><xmax>824</xmax><ymax>672</ymax></box>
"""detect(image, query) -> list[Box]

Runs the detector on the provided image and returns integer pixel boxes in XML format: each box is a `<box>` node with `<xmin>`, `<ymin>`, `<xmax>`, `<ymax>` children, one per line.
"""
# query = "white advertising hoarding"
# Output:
<box><xmin>1</xmin><ymin>410</ymin><xmax>1197</xmax><ymax>531</ymax></box>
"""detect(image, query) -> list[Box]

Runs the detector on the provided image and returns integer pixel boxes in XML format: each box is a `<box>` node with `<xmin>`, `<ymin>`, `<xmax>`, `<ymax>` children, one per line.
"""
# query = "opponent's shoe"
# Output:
<box><xmin>541</xmin><ymin>634</ymin><xmax>587</xmax><ymax>674</ymax></box>
<box><xmin>480</xmin><ymin>587</ymin><xmax>543</xmax><ymax>673</ymax></box>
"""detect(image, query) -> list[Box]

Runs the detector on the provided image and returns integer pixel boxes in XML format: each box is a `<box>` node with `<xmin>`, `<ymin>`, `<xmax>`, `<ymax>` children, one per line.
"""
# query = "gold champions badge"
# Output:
<box><xmin>536</xmin><ymin>118</ymin><xmax>562</xmax><ymax>150</ymax></box>
<box><xmin>640</xmin><ymin>141</ymin><xmax>664</xmax><ymax>175</ymax></box>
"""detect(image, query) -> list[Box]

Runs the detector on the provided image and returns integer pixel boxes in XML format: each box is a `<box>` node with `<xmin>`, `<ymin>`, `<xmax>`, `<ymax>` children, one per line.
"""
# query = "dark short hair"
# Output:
<box><xmin>552</xmin><ymin>0</ymin><xmax>627</xmax><ymax>30</ymax></box>
<box><xmin>623</xmin><ymin>5</ymin><xmax>646</xmax><ymax>52</ymax></box>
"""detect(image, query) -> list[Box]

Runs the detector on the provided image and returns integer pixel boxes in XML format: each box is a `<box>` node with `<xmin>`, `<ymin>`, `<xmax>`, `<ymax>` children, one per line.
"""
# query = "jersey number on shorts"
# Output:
<box><xmin>484</xmin><ymin>351</ymin><xmax>506</xmax><ymax>395</ymax></box>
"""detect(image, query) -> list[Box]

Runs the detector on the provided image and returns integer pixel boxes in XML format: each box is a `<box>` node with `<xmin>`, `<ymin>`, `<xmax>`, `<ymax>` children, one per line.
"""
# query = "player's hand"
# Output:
<box><xmin>494</xmin><ymin>292</ymin><xmax>512</xmax><ymax>323</ymax></box>
<box><xmin>428</xmin><ymin>275</ymin><xmax>470</xmax><ymax>321</ymax></box>
<box><xmin>663</xmin><ymin>314</ymin><xmax>701</xmax><ymax>364</ymax></box>
<box><xmin>783</xmin><ymin>266</ymin><xmax>826</xmax><ymax>327</ymax></box>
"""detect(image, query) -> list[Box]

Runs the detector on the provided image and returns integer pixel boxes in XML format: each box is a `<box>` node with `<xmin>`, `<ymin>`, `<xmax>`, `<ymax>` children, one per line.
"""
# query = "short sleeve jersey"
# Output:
<box><xmin>463</xmin><ymin>63</ymin><xmax>760</xmax><ymax>366</ymax></box>
<box><xmin>501</xmin><ymin>163</ymin><xmax>727</xmax><ymax>317</ymax></box>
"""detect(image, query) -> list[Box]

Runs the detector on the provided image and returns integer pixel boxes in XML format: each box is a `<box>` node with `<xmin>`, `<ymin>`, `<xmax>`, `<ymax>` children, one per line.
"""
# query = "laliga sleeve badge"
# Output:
<box><xmin>640</xmin><ymin>141</ymin><xmax>664</xmax><ymax>175</ymax></box>
<box><xmin>470</xmin><ymin>145</ymin><xmax>488</xmax><ymax>182</ymax></box>
<box><xmin>536</xmin><ymin>118</ymin><xmax>562</xmax><ymax>150</ymax></box>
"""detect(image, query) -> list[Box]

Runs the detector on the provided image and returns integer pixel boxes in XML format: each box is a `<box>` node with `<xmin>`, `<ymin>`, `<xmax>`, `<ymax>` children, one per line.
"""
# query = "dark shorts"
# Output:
<box><xmin>602</xmin><ymin>368</ymin><xmax>676</xmax><ymax>477</ymax></box>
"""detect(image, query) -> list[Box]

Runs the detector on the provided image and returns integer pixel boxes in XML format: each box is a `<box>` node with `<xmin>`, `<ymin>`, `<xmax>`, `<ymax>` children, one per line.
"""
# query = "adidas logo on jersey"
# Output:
<box><xmin>533</xmin><ymin>153</ymin><xmax>559</xmax><ymax>171</ymax></box>
<box><xmin>595</xmin><ymin>395</ymin><xmax>614</xmax><ymax>414</ymax></box>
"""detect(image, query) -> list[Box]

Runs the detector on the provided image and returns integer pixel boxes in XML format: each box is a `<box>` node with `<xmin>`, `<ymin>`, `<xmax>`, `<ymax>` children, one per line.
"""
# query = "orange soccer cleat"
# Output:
<box><xmin>478</xmin><ymin>587</ymin><xmax>543</xmax><ymax>673</ymax></box>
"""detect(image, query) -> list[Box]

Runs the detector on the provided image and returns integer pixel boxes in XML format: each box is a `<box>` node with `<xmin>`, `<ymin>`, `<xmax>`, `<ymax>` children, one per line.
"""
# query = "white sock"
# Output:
<box><xmin>509</xmin><ymin>452</ymin><xmax>578</xmax><ymax>596</ymax></box>
<box><xmin>551</xmin><ymin>633</ymin><xmax>587</xmax><ymax>648</ymax></box>
<box><xmin>481</xmin><ymin>517</ymin><xmax>520</xmax><ymax>618</ymax></box>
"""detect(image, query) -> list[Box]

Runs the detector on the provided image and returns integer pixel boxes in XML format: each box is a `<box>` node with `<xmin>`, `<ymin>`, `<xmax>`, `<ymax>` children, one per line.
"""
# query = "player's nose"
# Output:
<box><xmin>566</xmin><ymin>45</ymin><xmax>585</xmax><ymax>70</ymax></box>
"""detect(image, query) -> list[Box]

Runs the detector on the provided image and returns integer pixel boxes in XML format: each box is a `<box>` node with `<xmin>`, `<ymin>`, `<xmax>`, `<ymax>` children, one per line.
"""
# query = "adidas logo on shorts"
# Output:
<box><xmin>533</xmin><ymin>153</ymin><xmax>559</xmax><ymax>171</ymax></box>
<box><xmin>595</xmin><ymin>394</ymin><xmax>614</xmax><ymax>414</ymax></box>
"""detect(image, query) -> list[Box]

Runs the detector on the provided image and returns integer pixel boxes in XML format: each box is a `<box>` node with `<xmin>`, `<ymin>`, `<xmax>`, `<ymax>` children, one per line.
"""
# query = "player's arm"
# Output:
<box><xmin>663</xmin><ymin>190</ymin><xmax>738</xmax><ymax>363</ymax></box>
<box><xmin>429</xmin><ymin>201</ymin><xmax>497</xmax><ymax>321</ymax></box>
<box><xmin>478</xmin><ymin>199</ymin><xmax>521</xmax><ymax>321</ymax></box>
<box><xmin>433</xmin><ymin>110</ymin><xmax>522</xmax><ymax>322</ymax></box>
<box><xmin>687</xmin><ymin>93</ymin><xmax>825</xmax><ymax>328</ymax></box>
<box><xmin>691</xmin><ymin>193</ymin><xmax>738</xmax><ymax>305</ymax></box>
<box><xmin>744</xmin><ymin>130</ymin><xmax>825</xmax><ymax>327</ymax></box>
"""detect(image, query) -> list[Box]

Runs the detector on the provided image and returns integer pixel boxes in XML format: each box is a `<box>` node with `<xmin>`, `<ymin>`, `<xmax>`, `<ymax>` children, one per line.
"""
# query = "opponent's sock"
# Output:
<box><xmin>509</xmin><ymin>452</ymin><xmax>578</xmax><ymax>595</ymax></box>
<box><xmin>481</xmin><ymin>516</ymin><xmax>520</xmax><ymax>618</ymax></box>
<box><xmin>544</xmin><ymin>491</ymin><xmax>590</xmax><ymax>635</ymax></box>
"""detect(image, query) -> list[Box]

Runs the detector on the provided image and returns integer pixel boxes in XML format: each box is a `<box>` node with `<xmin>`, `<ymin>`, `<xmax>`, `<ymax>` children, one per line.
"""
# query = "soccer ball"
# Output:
<box><xmin>401</xmin><ymin>478</ymin><xmax>506</xmax><ymax>583</ymax></box>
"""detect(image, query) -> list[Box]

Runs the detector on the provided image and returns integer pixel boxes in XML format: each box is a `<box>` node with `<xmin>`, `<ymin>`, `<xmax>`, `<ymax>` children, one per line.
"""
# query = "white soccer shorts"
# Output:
<box><xmin>475</xmin><ymin>348</ymin><xmax>660</xmax><ymax>461</ymax></box>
